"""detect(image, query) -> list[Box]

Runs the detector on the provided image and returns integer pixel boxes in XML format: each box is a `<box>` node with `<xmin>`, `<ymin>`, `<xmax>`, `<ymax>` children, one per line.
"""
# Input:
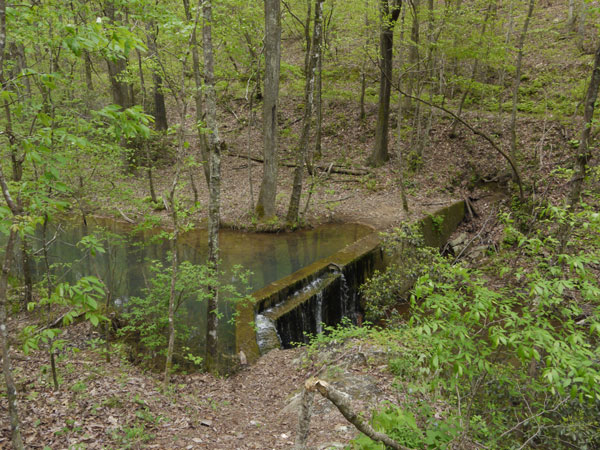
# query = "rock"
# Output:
<box><xmin>467</xmin><ymin>245</ymin><xmax>489</xmax><ymax>261</ymax></box>
<box><xmin>334</xmin><ymin>424</ymin><xmax>350</xmax><ymax>433</ymax></box>
<box><xmin>449</xmin><ymin>232</ymin><xmax>468</xmax><ymax>248</ymax></box>
<box><xmin>318</xmin><ymin>443</ymin><xmax>346</xmax><ymax>450</ymax></box>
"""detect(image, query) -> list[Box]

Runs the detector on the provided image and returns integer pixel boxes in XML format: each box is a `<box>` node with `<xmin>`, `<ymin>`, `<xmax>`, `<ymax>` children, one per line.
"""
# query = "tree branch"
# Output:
<box><xmin>306</xmin><ymin>378</ymin><xmax>415</xmax><ymax>450</ymax></box>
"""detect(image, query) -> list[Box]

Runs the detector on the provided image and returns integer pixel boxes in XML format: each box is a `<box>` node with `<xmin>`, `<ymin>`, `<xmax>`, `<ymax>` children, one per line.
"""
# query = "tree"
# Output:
<box><xmin>567</xmin><ymin>39</ymin><xmax>600</xmax><ymax>206</ymax></box>
<box><xmin>0</xmin><ymin>1</ymin><xmax>24</xmax><ymax>444</ymax></box>
<box><xmin>0</xmin><ymin>181</ymin><xmax>24</xmax><ymax>450</ymax></box>
<box><xmin>203</xmin><ymin>0</ymin><xmax>223</xmax><ymax>372</ymax></box>
<box><xmin>183</xmin><ymin>0</ymin><xmax>211</xmax><ymax>185</ymax></box>
<box><xmin>287</xmin><ymin>0</ymin><xmax>324</xmax><ymax>224</ymax></box>
<box><xmin>103</xmin><ymin>2</ymin><xmax>134</xmax><ymax>109</ymax></box>
<box><xmin>256</xmin><ymin>0</ymin><xmax>281</xmax><ymax>219</ymax></box>
<box><xmin>145</xmin><ymin>21</ymin><xmax>168</xmax><ymax>132</ymax></box>
<box><xmin>509</xmin><ymin>0</ymin><xmax>535</xmax><ymax>161</ymax></box>
<box><xmin>368</xmin><ymin>0</ymin><xmax>402</xmax><ymax>167</ymax></box>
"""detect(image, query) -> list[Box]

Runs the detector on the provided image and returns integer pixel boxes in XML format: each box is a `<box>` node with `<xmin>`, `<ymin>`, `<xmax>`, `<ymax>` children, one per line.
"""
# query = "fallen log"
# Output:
<box><xmin>227</xmin><ymin>152</ymin><xmax>371</xmax><ymax>176</ymax></box>
<box><xmin>305</xmin><ymin>378</ymin><xmax>415</xmax><ymax>450</ymax></box>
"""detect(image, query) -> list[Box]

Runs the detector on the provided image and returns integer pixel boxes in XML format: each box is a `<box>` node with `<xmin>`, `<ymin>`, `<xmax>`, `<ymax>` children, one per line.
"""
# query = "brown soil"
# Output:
<box><xmin>1</xmin><ymin>320</ymin><xmax>399</xmax><ymax>449</ymax></box>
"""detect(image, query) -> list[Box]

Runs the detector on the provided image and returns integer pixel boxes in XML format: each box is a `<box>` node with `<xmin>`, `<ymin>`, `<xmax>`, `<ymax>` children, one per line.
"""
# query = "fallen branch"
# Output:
<box><xmin>369</xmin><ymin>53</ymin><xmax>525</xmax><ymax>200</ymax></box>
<box><xmin>324</xmin><ymin>195</ymin><xmax>354</xmax><ymax>203</ymax></box>
<box><xmin>227</xmin><ymin>152</ymin><xmax>371</xmax><ymax>176</ymax></box>
<box><xmin>116</xmin><ymin>207</ymin><xmax>135</xmax><ymax>224</ymax></box>
<box><xmin>305</xmin><ymin>378</ymin><xmax>415</xmax><ymax>450</ymax></box>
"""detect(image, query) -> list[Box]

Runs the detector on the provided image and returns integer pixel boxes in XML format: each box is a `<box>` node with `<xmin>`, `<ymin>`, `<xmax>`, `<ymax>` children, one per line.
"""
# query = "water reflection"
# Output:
<box><xmin>14</xmin><ymin>218</ymin><xmax>371</xmax><ymax>363</ymax></box>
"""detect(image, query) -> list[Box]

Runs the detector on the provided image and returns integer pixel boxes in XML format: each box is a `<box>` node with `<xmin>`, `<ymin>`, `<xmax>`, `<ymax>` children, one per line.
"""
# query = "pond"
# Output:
<box><xmin>18</xmin><ymin>217</ymin><xmax>372</xmax><ymax>366</ymax></box>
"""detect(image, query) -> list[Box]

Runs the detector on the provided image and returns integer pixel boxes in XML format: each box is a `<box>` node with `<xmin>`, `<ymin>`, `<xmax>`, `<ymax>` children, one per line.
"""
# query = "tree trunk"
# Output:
<box><xmin>567</xmin><ymin>0</ymin><xmax>575</xmax><ymax>30</ymax></box>
<box><xmin>402</xmin><ymin>0</ymin><xmax>419</xmax><ymax>118</ymax></box>
<box><xmin>106</xmin><ymin>56</ymin><xmax>132</xmax><ymax>108</ymax></box>
<box><xmin>358</xmin><ymin>0</ymin><xmax>369</xmax><ymax>122</ymax></box>
<box><xmin>163</xmin><ymin>202</ymin><xmax>178</xmax><ymax>385</ymax></box>
<box><xmin>368</xmin><ymin>0</ymin><xmax>402</xmax><ymax>167</ymax></box>
<box><xmin>256</xmin><ymin>0</ymin><xmax>281</xmax><ymax>219</ymax></box>
<box><xmin>20</xmin><ymin>238</ymin><xmax>32</xmax><ymax>304</ymax></box>
<box><xmin>0</xmin><ymin>22</ymin><xmax>25</xmax><ymax>430</ymax></box>
<box><xmin>577</xmin><ymin>0</ymin><xmax>586</xmax><ymax>52</ymax></box>
<box><xmin>203</xmin><ymin>0</ymin><xmax>222</xmax><ymax>373</ymax></box>
<box><xmin>146</xmin><ymin>23</ymin><xmax>168</xmax><ymax>131</ymax></box>
<box><xmin>0</xmin><ymin>229</ymin><xmax>24</xmax><ymax>450</ymax></box>
<box><xmin>104</xmin><ymin>3</ymin><xmax>132</xmax><ymax>109</ymax></box>
<box><xmin>568</xmin><ymin>40</ymin><xmax>600</xmax><ymax>206</ymax></box>
<box><xmin>294</xmin><ymin>388</ymin><xmax>315</xmax><ymax>449</ymax></box>
<box><xmin>314</xmin><ymin>35</ymin><xmax>323</xmax><ymax>159</ymax></box>
<box><xmin>184</xmin><ymin>0</ymin><xmax>211</xmax><ymax>186</ymax></box>
<box><xmin>509</xmin><ymin>0</ymin><xmax>535</xmax><ymax>161</ymax></box>
<box><xmin>84</xmin><ymin>50</ymin><xmax>93</xmax><ymax>91</ymax></box>
<box><xmin>287</xmin><ymin>0</ymin><xmax>324</xmax><ymax>224</ymax></box>
<box><xmin>450</xmin><ymin>4</ymin><xmax>492</xmax><ymax>137</ymax></box>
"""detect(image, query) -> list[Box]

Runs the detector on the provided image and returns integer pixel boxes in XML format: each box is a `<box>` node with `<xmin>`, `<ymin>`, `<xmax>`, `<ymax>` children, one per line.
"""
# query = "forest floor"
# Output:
<box><xmin>2</xmin><ymin>317</ymin><xmax>404</xmax><ymax>449</ymax></box>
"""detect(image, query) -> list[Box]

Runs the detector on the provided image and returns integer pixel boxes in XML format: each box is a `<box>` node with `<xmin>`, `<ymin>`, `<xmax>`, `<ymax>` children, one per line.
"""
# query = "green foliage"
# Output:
<box><xmin>357</xmin><ymin>202</ymin><xmax>600</xmax><ymax>448</ymax></box>
<box><xmin>351</xmin><ymin>405</ymin><xmax>423</xmax><ymax>449</ymax></box>
<box><xmin>351</xmin><ymin>403</ymin><xmax>461</xmax><ymax>450</ymax></box>
<box><xmin>361</xmin><ymin>225</ymin><xmax>437</xmax><ymax>324</ymax></box>
<box><xmin>22</xmin><ymin>275</ymin><xmax>107</xmax><ymax>354</ymax></box>
<box><xmin>118</xmin><ymin>258</ymin><xmax>251</xmax><ymax>369</ymax></box>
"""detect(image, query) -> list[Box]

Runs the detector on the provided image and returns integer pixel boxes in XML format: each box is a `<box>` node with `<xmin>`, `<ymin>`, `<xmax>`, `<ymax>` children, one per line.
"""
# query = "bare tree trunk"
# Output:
<box><xmin>558</xmin><ymin>40</ymin><xmax>600</xmax><ymax>250</ymax></box>
<box><xmin>0</xmin><ymin>12</ymin><xmax>24</xmax><ymax>424</ymax></box>
<box><xmin>576</xmin><ymin>0</ymin><xmax>586</xmax><ymax>52</ymax></box>
<box><xmin>246</xmin><ymin>56</ymin><xmax>262</xmax><ymax>210</ymax></box>
<box><xmin>244</xmin><ymin>31</ymin><xmax>262</xmax><ymax>100</ymax></box>
<box><xmin>84</xmin><ymin>50</ymin><xmax>93</xmax><ymax>91</ymax></box>
<box><xmin>189</xmin><ymin>169</ymin><xmax>199</xmax><ymax>204</ymax></box>
<box><xmin>402</xmin><ymin>0</ymin><xmax>419</xmax><ymax>118</ymax></box>
<box><xmin>146</xmin><ymin>22</ymin><xmax>168</xmax><ymax>131</ymax></box>
<box><xmin>20</xmin><ymin>238</ymin><xmax>32</xmax><ymax>304</ymax></box>
<box><xmin>303</xmin><ymin>0</ymin><xmax>312</xmax><ymax>74</ymax></box>
<box><xmin>163</xmin><ymin>194</ymin><xmax>179</xmax><ymax>385</ymax></box>
<box><xmin>294</xmin><ymin>388</ymin><xmax>315</xmax><ymax>449</ymax></box>
<box><xmin>368</xmin><ymin>0</ymin><xmax>402</xmax><ymax>167</ymax></box>
<box><xmin>10</xmin><ymin>43</ymin><xmax>30</xmax><ymax>98</ymax></box>
<box><xmin>359</xmin><ymin>0</ymin><xmax>369</xmax><ymax>122</ymax></box>
<box><xmin>183</xmin><ymin>0</ymin><xmax>211</xmax><ymax>186</ymax></box>
<box><xmin>450</xmin><ymin>4</ymin><xmax>492</xmax><ymax>137</ymax></box>
<box><xmin>509</xmin><ymin>0</ymin><xmax>535</xmax><ymax>161</ymax></box>
<box><xmin>568</xmin><ymin>40</ymin><xmax>600</xmax><ymax>206</ymax></box>
<box><xmin>567</xmin><ymin>0</ymin><xmax>575</xmax><ymax>30</ymax></box>
<box><xmin>203</xmin><ymin>0</ymin><xmax>222</xmax><ymax>372</ymax></box>
<box><xmin>256</xmin><ymin>0</ymin><xmax>281</xmax><ymax>219</ymax></box>
<box><xmin>137</xmin><ymin>50</ymin><xmax>159</xmax><ymax>204</ymax></box>
<box><xmin>314</xmin><ymin>37</ymin><xmax>323</xmax><ymax>159</ymax></box>
<box><xmin>287</xmin><ymin>0</ymin><xmax>324</xmax><ymax>224</ymax></box>
<box><xmin>106</xmin><ymin>55</ymin><xmax>132</xmax><ymax>108</ymax></box>
<box><xmin>0</xmin><ymin>229</ymin><xmax>24</xmax><ymax>450</ymax></box>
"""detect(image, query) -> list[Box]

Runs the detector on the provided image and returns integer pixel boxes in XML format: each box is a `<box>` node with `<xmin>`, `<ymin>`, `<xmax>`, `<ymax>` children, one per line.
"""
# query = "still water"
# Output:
<box><xmin>22</xmin><ymin>217</ymin><xmax>371</xmax><ymax>363</ymax></box>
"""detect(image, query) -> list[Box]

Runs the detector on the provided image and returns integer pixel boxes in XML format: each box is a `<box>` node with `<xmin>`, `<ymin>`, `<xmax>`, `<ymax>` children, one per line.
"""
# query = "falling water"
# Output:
<box><xmin>315</xmin><ymin>291</ymin><xmax>323</xmax><ymax>334</ymax></box>
<box><xmin>339</xmin><ymin>272</ymin><xmax>350</xmax><ymax>319</ymax></box>
<box><xmin>255</xmin><ymin>314</ymin><xmax>281</xmax><ymax>354</ymax></box>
